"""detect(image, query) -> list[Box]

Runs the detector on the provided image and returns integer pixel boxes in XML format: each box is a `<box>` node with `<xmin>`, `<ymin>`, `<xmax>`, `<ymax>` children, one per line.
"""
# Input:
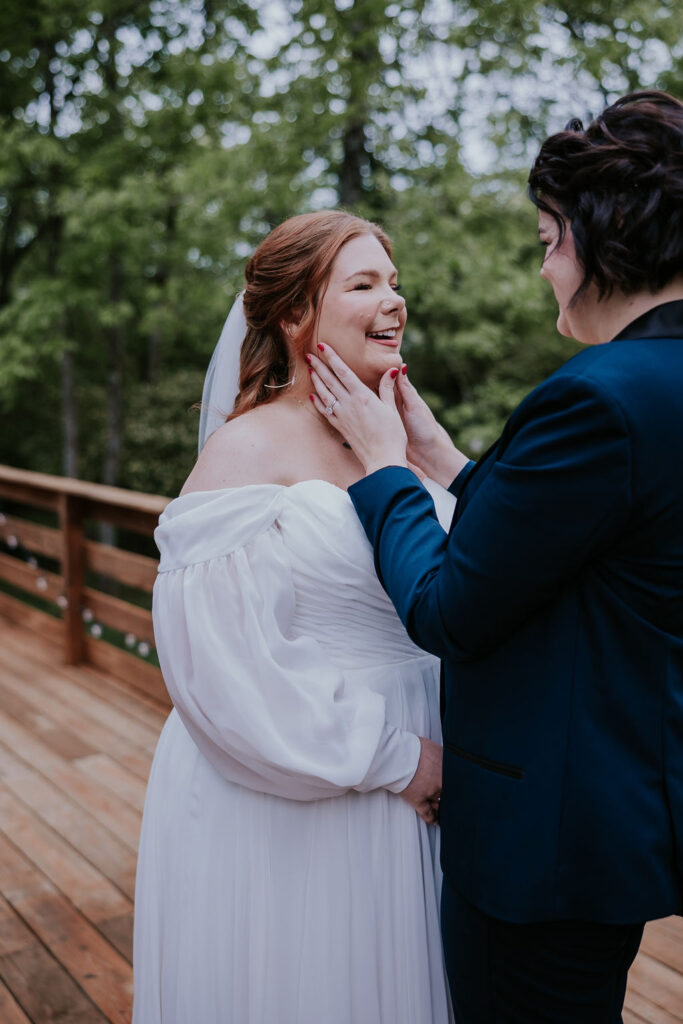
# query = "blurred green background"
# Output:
<box><xmin>1</xmin><ymin>0</ymin><xmax>681</xmax><ymax>497</ymax></box>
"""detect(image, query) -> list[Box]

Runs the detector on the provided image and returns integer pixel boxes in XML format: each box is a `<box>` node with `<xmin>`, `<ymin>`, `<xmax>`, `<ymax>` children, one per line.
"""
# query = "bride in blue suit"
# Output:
<box><xmin>309</xmin><ymin>91</ymin><xmax>683</xmax><ymax>1021</ymax></box>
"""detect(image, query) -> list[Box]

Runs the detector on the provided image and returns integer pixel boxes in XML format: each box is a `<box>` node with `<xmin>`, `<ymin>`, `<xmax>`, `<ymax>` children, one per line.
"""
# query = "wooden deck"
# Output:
<box><xmin>0</xmin><ymin>618</ymin><xmax>681</xmax><ymax>1023</ymax></box>
<box><xmin>0</xmin><ymin>618</ymin><xmax>166</xmax><ymax>1023</ymax></box>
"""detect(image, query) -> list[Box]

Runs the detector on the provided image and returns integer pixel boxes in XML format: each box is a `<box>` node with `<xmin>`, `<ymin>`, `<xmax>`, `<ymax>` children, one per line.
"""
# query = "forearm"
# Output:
<box><xmin>350</xmin><ymin>375</ymin><xmax>632</xmax><ymax>665</ymax></box>
<box><xmin>349</xmin><ymin>468</ymin><xmax>464</xmax><ymax>661</ymax></box>
<box><xmin>412</xmin><ymin>428</ymin><xmax>470</xmax><ymax>488</ymax></box>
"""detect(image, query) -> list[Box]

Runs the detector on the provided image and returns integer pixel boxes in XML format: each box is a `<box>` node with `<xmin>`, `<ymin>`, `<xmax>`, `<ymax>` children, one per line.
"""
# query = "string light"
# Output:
<box><xmin>1</xmin><ymin>503</ymin><xmax>155</xmax><ymax>664</ymax></box>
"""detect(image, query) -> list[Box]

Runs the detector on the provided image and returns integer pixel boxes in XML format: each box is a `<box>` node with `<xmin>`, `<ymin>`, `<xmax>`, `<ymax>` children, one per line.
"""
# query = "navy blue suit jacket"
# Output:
<box><xmin>350</xmin><ymin>301</ymin><xmax>683</xmax><ymax>924</ymax></box>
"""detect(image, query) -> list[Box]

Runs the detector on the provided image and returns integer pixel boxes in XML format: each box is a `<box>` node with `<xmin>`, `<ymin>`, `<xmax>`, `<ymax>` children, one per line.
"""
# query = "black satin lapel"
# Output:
<box><xmin>614</xmin><ymin>299</ymin><xmax>683</xmax><ymax>341</ymax></box>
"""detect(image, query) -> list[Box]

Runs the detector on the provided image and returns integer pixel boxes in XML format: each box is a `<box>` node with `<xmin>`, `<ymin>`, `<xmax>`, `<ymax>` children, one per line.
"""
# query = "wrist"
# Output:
<box><xmin>420</xmin><ymin>433</ymin><xmax>466</xmax><ymax>488</ymax></box>
<box><xmin>364</xmin><ymin>456</ymin><xmax>408</xmax><ymax>477</ymax></box>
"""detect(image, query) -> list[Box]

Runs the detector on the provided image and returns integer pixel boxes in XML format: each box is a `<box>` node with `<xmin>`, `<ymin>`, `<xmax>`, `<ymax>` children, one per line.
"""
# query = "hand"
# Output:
<box><xmin>399</xmin><ymin>737</ymin><xmax>442</xmax><ymax>825</ymax></box>
<box><xmin>395</xmin><ymin>369</ymin><xmax>470</xmax><ymax>487</ymax></box>
<box><xmin>308</xmin><ymin>345</ymin><xmax>408</xmax><ymax>475</ymax></box>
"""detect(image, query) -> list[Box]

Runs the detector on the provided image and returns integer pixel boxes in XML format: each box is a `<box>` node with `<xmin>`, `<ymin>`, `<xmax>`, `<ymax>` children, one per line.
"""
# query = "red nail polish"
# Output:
<box><xmin>309</xmin><ymin>394</ymin><xmax>315</xmax><ymax>402</ymax></box>
<box><xmin>308</xmin><ymin>367</ymin><xmax>314</xmax><ymax>374</ymax></box>
<box><xmin>304</xmin><ymin>354</ymin><xmax>312</xmax><ymax>364</ymax></box>
<box><xmin>390</xmin><ymin>368</ymin><xmax>399</xmax><ymax>379</ymax></box>
<box><xmin>401</xmin><ymin>364</ymin><xmax>408</xmax><ymax>375</ymax></box>
<box><xmin>317</xmin><ymin>343</ymin><xmax>325</xmax><ymax>351</ymax></box>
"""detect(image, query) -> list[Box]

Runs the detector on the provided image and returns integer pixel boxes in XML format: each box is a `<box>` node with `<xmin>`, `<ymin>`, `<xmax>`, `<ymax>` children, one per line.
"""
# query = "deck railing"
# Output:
<box><xmin>0</xmin><ymin>464</ymin><xmax>171</xmax><ymax>706</ymax></box>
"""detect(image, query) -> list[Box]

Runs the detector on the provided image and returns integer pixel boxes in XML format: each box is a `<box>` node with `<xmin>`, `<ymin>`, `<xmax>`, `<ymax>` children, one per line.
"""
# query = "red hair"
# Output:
<box><xmin>230</xmin><ymin>210</ymin><xmax>391</xmax><ymax>420</ymax></box>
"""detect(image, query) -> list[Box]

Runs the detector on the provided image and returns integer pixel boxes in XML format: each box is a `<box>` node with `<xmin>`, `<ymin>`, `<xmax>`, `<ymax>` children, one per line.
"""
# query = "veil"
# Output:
<box><xmin>197</xmin><ymin>292</ymin><xmax>247</xmax><ymax>454</ymax></box>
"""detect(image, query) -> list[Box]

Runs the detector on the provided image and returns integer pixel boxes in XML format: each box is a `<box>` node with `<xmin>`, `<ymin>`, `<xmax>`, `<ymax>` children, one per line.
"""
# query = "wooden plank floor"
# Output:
<box><xmin>0</xmin><ymin>617</ymin><xmax>681</xmax><ymax>1022</ymax></box>
<box><xmin>0</xmin><ymin>618</ymin><xmax>167</xmax><ymax>1024</ymax></box>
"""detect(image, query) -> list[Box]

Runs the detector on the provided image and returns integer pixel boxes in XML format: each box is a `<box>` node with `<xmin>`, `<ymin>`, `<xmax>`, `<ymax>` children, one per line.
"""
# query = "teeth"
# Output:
<box><xmin>368</xmin><ymin>329</ymin><xmax>397</xmax><ymax>339</ymax></box>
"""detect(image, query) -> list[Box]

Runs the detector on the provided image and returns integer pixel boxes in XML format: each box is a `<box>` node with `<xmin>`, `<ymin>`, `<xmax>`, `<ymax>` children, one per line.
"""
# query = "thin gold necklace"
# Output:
<box><xmin>287</xmin><ymin>396</ymin><xmax>352</xmax><ymax>449</ymax></box>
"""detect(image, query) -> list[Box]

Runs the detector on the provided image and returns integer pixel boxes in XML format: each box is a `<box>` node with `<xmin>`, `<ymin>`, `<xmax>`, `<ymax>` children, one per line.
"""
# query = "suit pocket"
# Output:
<box><xmin>445</xmin><ymin>742</ymin><xmax>525</xmax><ymax>780</ymax></box>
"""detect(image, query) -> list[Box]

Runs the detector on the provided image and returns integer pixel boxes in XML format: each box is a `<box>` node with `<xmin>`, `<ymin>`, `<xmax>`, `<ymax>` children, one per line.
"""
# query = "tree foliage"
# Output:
<box><xmin>0</xmin><ymin>0</ymin><xmax>681</xmax><ymax>495</ymax></box>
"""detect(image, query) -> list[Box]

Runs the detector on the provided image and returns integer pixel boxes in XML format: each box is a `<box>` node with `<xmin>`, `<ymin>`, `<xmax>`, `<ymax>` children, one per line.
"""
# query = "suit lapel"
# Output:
<box><xmin>450</xmin><ymin>438</ymin><xmax>501</xmax><ymax>533</ymax></box>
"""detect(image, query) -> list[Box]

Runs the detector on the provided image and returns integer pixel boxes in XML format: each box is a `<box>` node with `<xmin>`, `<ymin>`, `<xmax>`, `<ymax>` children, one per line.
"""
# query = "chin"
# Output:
<box><xmin>347</xmin><ymin>350</ymin><xmax>402</xmax><ymax>389</ymax></box>
<box><xmin>369</xmin><ymin>354</ymin><xmax>403</xmax><ymax>388</ymax></box>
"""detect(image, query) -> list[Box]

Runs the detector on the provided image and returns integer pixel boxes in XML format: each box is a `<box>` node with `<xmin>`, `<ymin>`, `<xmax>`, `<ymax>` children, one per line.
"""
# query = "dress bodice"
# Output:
<box><xmin>152</xmin><ymin>475</ymin><xmax>454</xmax><ymax>802</ymax></box>
<box><xmin>157</xmin><ymin>477</ymin><xmax>454</xmax><ymax>670</ymax></box>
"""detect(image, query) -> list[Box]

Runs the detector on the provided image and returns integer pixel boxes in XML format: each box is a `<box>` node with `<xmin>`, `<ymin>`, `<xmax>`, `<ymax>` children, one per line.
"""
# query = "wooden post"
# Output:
<box><xmin>59</xmin><ymin>493</ymin><xmax>84</xmax><ymax>665</ymax></box>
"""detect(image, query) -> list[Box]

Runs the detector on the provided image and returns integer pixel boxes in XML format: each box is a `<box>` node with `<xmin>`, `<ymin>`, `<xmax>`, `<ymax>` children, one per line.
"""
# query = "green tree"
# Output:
<box><xmin>1</xmin><ymin>0</ymin><xmax>681</xmax><ymax>497</ymax></box>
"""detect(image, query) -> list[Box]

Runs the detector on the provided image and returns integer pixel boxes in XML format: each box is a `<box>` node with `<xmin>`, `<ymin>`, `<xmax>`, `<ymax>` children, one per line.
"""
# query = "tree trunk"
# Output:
<box><xmin>148</xmin><ymin>321</ymin><xmax>161</xmax><ymax>384</ymax></box>
<box><xmin>339</xmin><ymin>119</ymin><xmax>367</xmax><ymax>208</ymax></box>
<box><xmin>147</xmin><ymin>202</ymin><xmax>176</xmax><ymax>383</ymax></box>
<box><xmin>102</xmin><ymin>255</ymin><xmax>125</xmax><ymax>488</ymax></box>
<box><xmin>61</xmin><ymin>342</ymin><xmax>79</xmax><ymax>477</ymax></box>
<box><xmin>98</xmin><ymin>257</ymin><xmax>125</xmax><ymax>549</ymax></box>
<box><xmin>337</xmin><ymin>14</ymin><xmax>375</xmax><ymax>208</ymax></box>
<box><xmin>0</xmin><ymin>203</ymin><xmax>20</xmax><ymax>309</ymax></box>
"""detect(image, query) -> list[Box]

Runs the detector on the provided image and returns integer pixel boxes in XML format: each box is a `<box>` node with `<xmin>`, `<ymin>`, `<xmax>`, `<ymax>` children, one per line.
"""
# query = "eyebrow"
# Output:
<box><xmin>343</xmin><ymin>268</ymin><xmax>398</xmax><ymax>281</ymax></box>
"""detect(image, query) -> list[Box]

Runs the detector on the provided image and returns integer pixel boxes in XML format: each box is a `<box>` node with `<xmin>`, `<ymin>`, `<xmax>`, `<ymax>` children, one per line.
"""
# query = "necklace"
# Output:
<box><xmin>288</xmin><ymin>396</ymin><xmax>352</xmax><ymax>449</ymax></box>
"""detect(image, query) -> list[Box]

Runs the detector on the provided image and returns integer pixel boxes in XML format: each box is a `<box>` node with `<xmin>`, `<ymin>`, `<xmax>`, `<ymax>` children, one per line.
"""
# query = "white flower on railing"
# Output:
<box><xmin>36</xmin><ymin>577</ymin><xmax>48</xmax><ymax>591</ymax></box>
<box><xmin>125</xmin><ymin>632</ymin><xmax>137</xmax><ymax>648</ymax></box>
<box><xmin>57</xmin><ymin>595</ymin><xmax>69</xmax><ymax>609</ymax></box>
<box><xmin>90</xmin><ymin>623</ymin><xmax>103</xmax><ymax>638</ymax></box>
<box><xmin>7</xmin><ymin>535</ymin><xmax>18</xmax><ymax>549</ymax></box>
<box><xmin>138</xmin><ymin>641</ymin><xmax>150</xmax><ymax>657</ymax></box>
<box><xmin>82</xmin><ymin>608</ymin><xmax>94</xmax><ymax>622</ymax></box>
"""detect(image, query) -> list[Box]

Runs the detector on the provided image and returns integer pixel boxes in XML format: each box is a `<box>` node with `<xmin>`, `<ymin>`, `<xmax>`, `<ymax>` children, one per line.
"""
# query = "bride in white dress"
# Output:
<box><xmin>133</xmin><ymin>211</ymin><xmax>455</xmax><ymax>1024</ymax></box>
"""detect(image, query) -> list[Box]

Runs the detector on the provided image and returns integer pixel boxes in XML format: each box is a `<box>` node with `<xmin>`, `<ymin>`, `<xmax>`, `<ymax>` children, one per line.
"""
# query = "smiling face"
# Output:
<box><xmin>538</xmin><ymin>210</ymin><xmax>602</xmax><ymax>345</ymax></box>
<box><xmin>313</xmin><ymin>233</ymin><xmax>407</xmax><ymax>386</ymax></box>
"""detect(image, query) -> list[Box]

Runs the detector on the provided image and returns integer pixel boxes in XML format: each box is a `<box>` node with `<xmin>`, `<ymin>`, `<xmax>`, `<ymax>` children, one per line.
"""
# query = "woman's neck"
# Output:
<box><xmin>593</xmin><ymin>278</ymin><xmax>683</xmax><ymax>345</ymax></box>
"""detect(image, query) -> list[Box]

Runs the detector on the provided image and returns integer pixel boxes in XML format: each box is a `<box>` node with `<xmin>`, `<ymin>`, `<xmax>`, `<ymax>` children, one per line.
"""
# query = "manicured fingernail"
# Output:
<box><xmin>308</xmin><ymin>367</ymin><xmax>314</xmax><ymax>375</ymax></box>
<box><xmin>317</xmin><ymin>343</ymin><xmax>325</xmax><ymax>351</ymax></box>
<box><xmin>390</xmin><ymin>368</ymin><xmax>399</xmax><ymax>379</ymax></box>
<box><xmin>304</xmin><ymin>354</ymin><xmax>312</xmax><ymax>364</ymax></box>
<box><xmin>401</xmin><ymin>364</ymin><xmax>408</xmax><ymax>375</ymax></box>
<box><xmin>309</xmin><ymin>394</ymin><xmax>315</xmax><ymax>402</ymax></box>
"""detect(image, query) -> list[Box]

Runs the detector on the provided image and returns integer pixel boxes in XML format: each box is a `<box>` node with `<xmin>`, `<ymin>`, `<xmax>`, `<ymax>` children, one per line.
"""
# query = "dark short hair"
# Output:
<box><xmin>528</xmin><ymin>91</ymin><xmax>683</xmax><ymax>300</ymax></box>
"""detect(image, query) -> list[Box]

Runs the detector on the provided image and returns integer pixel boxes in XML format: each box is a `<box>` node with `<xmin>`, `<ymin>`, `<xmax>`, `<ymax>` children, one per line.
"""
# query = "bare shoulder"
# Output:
<box><xmin>181</xmin><ymin>403</ymin><xmax>301</xmax><ymax>495</ymax></box>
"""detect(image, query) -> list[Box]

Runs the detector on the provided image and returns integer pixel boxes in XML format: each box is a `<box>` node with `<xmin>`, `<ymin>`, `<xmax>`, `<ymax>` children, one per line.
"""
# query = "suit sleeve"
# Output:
<box><xmin>349</xmin><ymin>373</ymin><xmax>632</xmax><ymax>663</ymax></box>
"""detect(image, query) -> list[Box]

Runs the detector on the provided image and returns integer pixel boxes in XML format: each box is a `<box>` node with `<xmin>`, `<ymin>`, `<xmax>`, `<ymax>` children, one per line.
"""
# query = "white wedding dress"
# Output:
<box><xmin>133</xmin><ymin>477</ymin><xmax>455</xmax><ymax>1024</ymax></box>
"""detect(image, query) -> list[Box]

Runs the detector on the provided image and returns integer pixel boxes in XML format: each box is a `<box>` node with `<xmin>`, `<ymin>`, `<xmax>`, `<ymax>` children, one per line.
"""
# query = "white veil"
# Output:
<box><xmin>197</xmin><ymin>292</ymin><xmax>247</xmax><ymax>454</ymax></box>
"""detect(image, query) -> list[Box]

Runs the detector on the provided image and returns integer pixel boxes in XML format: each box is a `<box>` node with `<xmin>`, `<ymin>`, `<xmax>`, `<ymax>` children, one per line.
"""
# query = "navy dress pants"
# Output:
<box><xmin>441</xmin><ymin>880</ymin><xmax>645</xmax><ymax>1023</ymax></box>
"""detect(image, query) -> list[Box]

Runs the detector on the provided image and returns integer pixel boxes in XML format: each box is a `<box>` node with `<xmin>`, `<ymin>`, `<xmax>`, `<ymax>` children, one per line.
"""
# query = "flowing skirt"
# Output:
<box><xmin>133</xmin><ymin>660</ymin><xmax>453</xmax><ymax>1024</ymax></box>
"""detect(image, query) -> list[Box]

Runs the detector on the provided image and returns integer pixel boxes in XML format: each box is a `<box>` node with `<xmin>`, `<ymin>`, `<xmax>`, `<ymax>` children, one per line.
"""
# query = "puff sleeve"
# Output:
<box><xmin>152</xmin><ymin>498</ymin><xmax>420</xmax><ymax>801</ymax></box>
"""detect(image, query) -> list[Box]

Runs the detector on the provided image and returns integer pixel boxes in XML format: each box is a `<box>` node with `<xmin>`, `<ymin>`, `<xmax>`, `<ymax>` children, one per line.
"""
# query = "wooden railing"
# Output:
<box><xmin>0</xmin><ymin>465</ymin><xmax>171</xmax><ymax>707</ymax></box>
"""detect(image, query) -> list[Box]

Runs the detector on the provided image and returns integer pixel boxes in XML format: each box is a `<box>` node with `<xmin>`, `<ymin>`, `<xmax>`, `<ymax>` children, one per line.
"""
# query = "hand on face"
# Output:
<box><xmin>313</xmin><ymin>233</ymin><xmax>406</xmax><ymax>386</ymax></box>
<box><xmin>306</xmin><ymin>231</ymin><xmax>446</xmax><ymax>477</ymax></box>
<box><xmin>393</xmin><ymin>370</ymin><xmax>450</xmax><ymax>466</ymax></box>
<box><xmin>307</xmin><ymin>345</ymin><xmax>408</xmax><ymax>475</ymax></box>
